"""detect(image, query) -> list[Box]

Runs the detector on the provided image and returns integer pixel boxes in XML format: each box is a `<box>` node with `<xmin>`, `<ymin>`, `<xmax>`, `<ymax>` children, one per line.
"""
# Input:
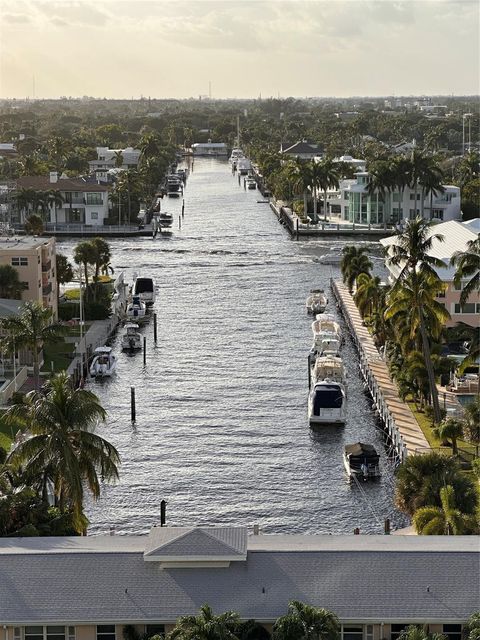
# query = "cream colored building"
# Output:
<box><xmin>0</xmin><ymin>236</ymin><xmax>57</xmax><ymax>319</ymax></box>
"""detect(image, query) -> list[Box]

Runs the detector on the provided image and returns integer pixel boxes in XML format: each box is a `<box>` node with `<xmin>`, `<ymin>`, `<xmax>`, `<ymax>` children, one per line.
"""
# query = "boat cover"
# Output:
<box><xmin>345</xmin><ymin>442</ymin><xmax>379</xmax><ymax>459</ymax></box>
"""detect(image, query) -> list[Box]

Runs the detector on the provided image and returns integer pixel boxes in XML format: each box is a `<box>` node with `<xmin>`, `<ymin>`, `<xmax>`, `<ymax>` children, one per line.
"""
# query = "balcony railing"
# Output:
<box><xmin>42</xmin><ymin>282</ymin><xmax>52</xmax><ymax>296</ymax></box>
<box><xmin>42</xmin><ymin>260</ymin><xmax>52</xmax><ymax>273</ymax></box>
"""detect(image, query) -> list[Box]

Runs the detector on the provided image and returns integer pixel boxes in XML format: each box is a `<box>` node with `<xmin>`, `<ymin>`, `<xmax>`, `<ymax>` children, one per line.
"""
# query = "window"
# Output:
<box><xmin>46</xmin><ymin>627</ymin><xmax>65</xmax><ymax>640</ymax></box>
<box><xmin>443</xmin><ymin>626</ymin><xmax>462</xmax><ymax>640</ymax></box>
<box><xmin>38</xmin><ymin>280</ymin><xmax>41</xmax><ymax>289</ymax></box>
<box><xmin>454</xmin><ymin>303</ymin><xmax>476</xmax><ymax>314</ymax></box>
<box><xmin>25</xmin><ymin>628</ymin><xmax>44</xmax><ymax>640</ymax></box>
<box><xmin>97</xmin><ymin>626</ymin><xmax>116</xmax><ymax>640</ymax></box>
<box><xmin>343</xmin><ymin>626</ymin><xmax>363</xmax><ymax>640</ymax></box>
<box><xmin>145</xmin><ymin>626</ymin><xmax>165</xmax><ymax>638</ymax></box>
<box><xmin>67</xmin><ymin>629</ymin><xmax>75</xmax><ymax>640</ymax></box>
<box><xmin>391</xmin><ymin>625</ymin><xmax>408</xmax><ymax>640</ymax></box>
<box><xmin>365</xmin><ymin>626</ymin><xmax>373</xmax><ymax>640</ymax></box>
<box><xmin>432</xmin><ymin>208</ymin><xmax>444</xmax><ymax>219</ymax></box>
<box><xmin>13</xmin><ymin>629</ymin><xmax>22</xmax><ymax>640</ymax></box>
<box><xmin>11</xmin><ymin>257</ymin><xmax>28</xmax><ymax>266</ymax></box>
<box><xmin>91</xmin><ymin>212</ymin><xmax>99</xmax><ymax>220</ymax></box>
<box><xmin>86</xmin><ymin>193</ymin><xmax>103</xmax><ymax>205</ymax></box>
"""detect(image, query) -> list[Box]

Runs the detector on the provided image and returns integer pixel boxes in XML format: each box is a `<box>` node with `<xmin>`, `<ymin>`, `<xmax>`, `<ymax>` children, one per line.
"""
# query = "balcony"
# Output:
<box><xmin>42</xmin><ymin>282</ymin><xmax>52</xmax><ymax>296</ymax></box>
<box><xmin>42</xmin><ymin>260</ymin><xmax>51</xmax><ymax>273</ymax></box>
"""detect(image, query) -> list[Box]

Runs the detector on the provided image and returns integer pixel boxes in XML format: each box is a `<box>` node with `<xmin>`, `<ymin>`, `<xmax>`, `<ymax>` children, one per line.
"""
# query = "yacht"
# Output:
<box><xmin>127</xmin><ymin>295</ymin><xmax>147</xmax><ymax>320</ymax></box>
<box><xmin>312</xmin><ymin>317</ymin><xmax>342</xmax><ymax>344</ymax></box>
<box><xmin>343</xmin><ymin>443</ymin><xmax>381</xmax><ymax>481</ymax></box>
<box><xmin>237</xmin><ymin>158</ymin><xmax>252</xmax><ymax>175</ymax></box>
<box><xmin>306</xmin><ymin>289</ymin><xmax>328</xmax><ymax>314</ymax></box>
<box><xmin>318</xmin><ymin>253</ymin><xmax>342</xmax><ymax>265</ymax></box>
<box><xmin>121</xmin><ymin>323</ymin><xmax>142</xmax><ymax>351</ymax></box>
<box><xmin>311</xmin><ymin>355</ymin><xmax>345</xmax><ymax>386</ymax></box>
<box><xmin>158</xmin><ymin>212</ymin><xmax>174</xmax><ymax>227</ymax></box>
<box><xmin>308</xmin><ymin>379</ymin><xmax>346</xmax><ymax>426</ymax></box>
<box><xmin>245</xmin><ymin>177</ymin><xmax>256</xmax><ymax>190</ymax></box>
<box><xmin>166</xmin><ymin>175</ymin><xmax>183</xmax><ymax>197</ymax></box>
<box><xmin>90</xmin><ymin>347</ymin><xmax>116</xmax><ymax>378</ymax></box>
<box><xmin>132</xmin><ymin>277</ymin><xmax>155</xmax><ymax>306</ymax></box>
<box><xmin>229</xmin><ymin>148</ymin><xmax>244</xmax><ymax>163</ymax></box>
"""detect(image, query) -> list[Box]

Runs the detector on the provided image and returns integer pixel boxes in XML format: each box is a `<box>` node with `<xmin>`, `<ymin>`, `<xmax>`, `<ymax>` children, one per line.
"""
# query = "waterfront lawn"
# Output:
<box><xmin>43</xmin><ymin>341</ymin><xmax>75</xmax><ymax>373</ymax></box>
<box><xmin>408</xmin><ymin>400</ymin><xmax>477</xmax><ymax>460</ymax></box>
<box><xmin>0</xmin><ymin>413</ymin><xmax>15</xmax><ymax>450</ymax></box>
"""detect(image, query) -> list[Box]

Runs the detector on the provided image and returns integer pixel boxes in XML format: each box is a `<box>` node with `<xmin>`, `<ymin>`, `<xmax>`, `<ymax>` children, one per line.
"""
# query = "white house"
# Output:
<box><xmin>191</xmin><ymin>141</ymin><xmax>228</xmax><ymax>156</ymax></box>
<box><xmin>381</xmin><ymin>219</ymin><xmax>480</xmax><ymax>328</ymax></box>
<box><xmin>329</xmin><ymin>172</ymin><xmax>461</xmax><ymax>225</ymax></box>
<box><xmin>88</xmin><ymin>147</ymin><xmax>141</xmax><ymax>171</ymax></box>
<box><xmin>17</xmin><ymin>173</ymin><xmax>110</xmax><ymax>226</ymax></box>
<box><xmin>280</xmin><ymin>140</ymin><xmax>324</xmax><ymax>160</ymax></box>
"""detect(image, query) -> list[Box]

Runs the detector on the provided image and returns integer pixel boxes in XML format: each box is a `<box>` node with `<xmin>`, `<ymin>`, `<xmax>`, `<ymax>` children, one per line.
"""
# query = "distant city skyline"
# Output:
<box><xmin>0</xmin><ymin>0</ymin><xmax>478</xmax><ymax>99</ymax></box>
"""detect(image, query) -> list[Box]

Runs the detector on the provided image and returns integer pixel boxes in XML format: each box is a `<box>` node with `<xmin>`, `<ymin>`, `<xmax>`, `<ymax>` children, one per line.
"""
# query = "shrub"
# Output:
<box><xmin>58</xmin><ymin>302</ymin><xmax>80</xmax><ymax>322</ymax></box>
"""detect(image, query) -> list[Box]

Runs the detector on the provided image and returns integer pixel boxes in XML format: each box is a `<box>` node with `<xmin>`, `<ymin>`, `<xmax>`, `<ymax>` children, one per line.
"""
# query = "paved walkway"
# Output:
<box><xmin>332</xmin><ymin>280</ymin><xmax>430</xmax><ymax>456</ymax></box>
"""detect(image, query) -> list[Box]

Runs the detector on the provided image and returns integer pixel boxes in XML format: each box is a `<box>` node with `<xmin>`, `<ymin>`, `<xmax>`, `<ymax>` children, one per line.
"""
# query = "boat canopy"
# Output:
<box><xmin>133</xmin><ymin>278</ymin><xmax>154</xmax><ymax>294</ymax></box>
<box><xmin>124</xmin><ymin>323</ymin><xmax>139</xmax><ymax>330</ymax></box>
<box><xmin>312</xmin><ymin>383</ymin><xmax>344</xmax><ymax>410</ymax></box>
<box><xmin>345</xmin><ymin>442</ymin><xmax>379</xmax><ymax>461</ymax></box>
<box><xmin>94</xmin><ymin>346</ymin><xmax>112</xmax><ymax>354</ymax></box>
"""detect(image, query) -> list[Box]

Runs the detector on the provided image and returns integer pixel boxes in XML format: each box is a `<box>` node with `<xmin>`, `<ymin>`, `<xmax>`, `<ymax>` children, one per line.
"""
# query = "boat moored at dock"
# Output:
<box><xmin>343</xmin><ymin>442</ymin><xmax>381</xmax><ymax>481</ymax></box>
<box><xmin>132</xmin><ymin>276</ymin><xmax>156</xmax><ymax>306</ymax></box>
<box><xmin>127</xmin><ymin>295</ymin><xmax>147</xmax><ymax>320</ymax></box>
<box><xmin>308</xmin><ymin>379</ymin><xmax>347</xmax><ymax>426</ymax></box>
<box><xmin>306</xmin><ymin>289</ymin><xmax>328</xmax><ymax>314</ymax></box>
<box><xmin>90</xmin><ymin>346</ymin><xmax>117</xmax><ymax>378</ymax></box>
<box><xmin>121</xmin><ymin>323</ymin><xmax>142</xmax><ymax>351</ymax></box>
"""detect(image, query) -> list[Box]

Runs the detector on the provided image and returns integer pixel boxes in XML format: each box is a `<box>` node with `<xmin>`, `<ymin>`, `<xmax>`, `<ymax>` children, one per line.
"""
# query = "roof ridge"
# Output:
<box><xmin>201</xmin><ymin>527</ymin><xmax>244</xmax><ymax>555</ymax></box>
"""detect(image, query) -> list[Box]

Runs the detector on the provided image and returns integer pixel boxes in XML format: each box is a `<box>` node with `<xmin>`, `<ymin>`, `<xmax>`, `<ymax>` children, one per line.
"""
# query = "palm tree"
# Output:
<box><xmin>394</xmin><ymin>451</ymin><xmax>478</xmax><ymax>517</ymax></box>
<box><xmin>354</xmin><ymin>273</ymin><xmax>383</xmax><ymax>318</ymax></box>
<box><xmin>386</xmin><ymin>217</ymin><xmax>448</xmax><ymax>423</ymax></box>
<box><xmin>113</xmin><ymin>150</ymin><xmax>124</xmax><ymax>168</ymax></box>
<box><xmin>168</xmin><ymin>604</ymin><xmax>240</xmax><ymax>640</ymax></box>
<box><xmin>0</xmin><ymin>301</ymin><xmax>66</xmax><ymax>390</ymax></box>
<box><xmin>272</xmin><ymin>601</ymin><xmax>340</xmax><ymax>640</ymax></box>
<box><xmin>462</xmin><ymin>400</ymin><xmax>480</xmax><ymax>451</ymax></box>
<box><xmin>433</xmin><ymin>418</ymin><xmax>464</xmax><ymax>455</ymax></box>
<box><xmin>24</xmin><ymin>213</ymin><xmax>44</xmax><ymax>236</ymax></box>
<box><xmin>5</xmin><ymin>371</ymin><xmax>119</xmax><ymax>532</ymax></box>
<box><xmin>139</xmin><ymin>133</ymin><xmax>161</xmax><ymax>162</ymax></box>
<box><xmin>463</xmin><ymin>611</ymin><xmax>480</xmax><ymax>640</ymax></box>
<box><xmin>287</xmin><ymin>159</ymin><xmax>312</xmax><ymax>220</ymax></box>
<box><xmin>46</xmin><ymin>189</ymin><xmax>64</xmax><ymax>226</ymax></box>
<box><xmin>13</xmin><ymin>187</ymin><xmax>35</xmax><ymax>221</ymax></box>
<box><xmin>56</xmin><ymin>253</ymin><xmax>74</xmax><ymax>300</ymax></box>
<box><xmin>398</xmin><ymin>626</ymin><xmax>449</xmax><ymax>640</ymax></box>
<box><xmin>451</xmin><ymin>237</ymin><xmax>480</xmax><ymax>306</ymax></box>
<box><xmin>73</xmin><ymin>240</ymin><xmax>96</xmax><ymax>287</ymax></box>
<box><xmin>366</xmin><ymin>160</ymin><xmax>393</xmax><ymax>226</ymax></box>
<box><xmin>341</xmin><ymin>246</ymin><xmax>373</xmax><ymax>292</ymax></box>
<box><xmin>390</xmin><ymin>155</ymin><xmax>411</xmax><ymax>224</ymax></box>
<box><xmin>317</xmin><ymin>158</ymin><xmax>340</xmax><ymax>222</ymax></box>
<box><xmin>0</xmin><ymin>264</ymin><xmax>27</xmax><ymax>299</ymax></box>
<box><xmin>418</xmin><ymin>156</ymin><xmax>444</xmax><ymax>218</ymax></box>
<box><xmin>413</xmin><ymin>485</ymin><xmax>478</xmax><ymax>535</ymax></box>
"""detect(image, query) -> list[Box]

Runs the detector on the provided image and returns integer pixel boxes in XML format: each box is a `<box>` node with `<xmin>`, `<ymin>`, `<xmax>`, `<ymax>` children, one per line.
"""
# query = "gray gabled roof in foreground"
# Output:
<box><xmin>0</xmin><ymin>532</ymin><xmax>478</xmax><ymax>624</ymax></box>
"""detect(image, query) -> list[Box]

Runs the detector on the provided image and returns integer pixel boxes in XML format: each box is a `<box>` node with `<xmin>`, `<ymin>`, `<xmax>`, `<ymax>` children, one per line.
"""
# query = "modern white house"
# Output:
<box><xmin>381</xmin><ymin>218</ymin><xmax>480</xmax><ymax>328</ymax></box>
<box><xmin>191</xmin><ymin>141</ymin><xmax>228</xmax><ymax>156</ymax></box>
<box><xmin>0</xmin><ymin>525</ymin><xmax>477</xmax><ymax>635</ymax></box>
<box><xmin>88</xmin><ymin>147</ymin><xmax>141</xmax><ymax>171</ymax></box>
<box><xmin>329</xmin><ymin>172</ymin><xmax>461</xmax><ymax>225</ymax></box>
<box><xmin>16</xmin><ymin>173</ymin><xmax>110</xmax><ymax>226</ymax></box>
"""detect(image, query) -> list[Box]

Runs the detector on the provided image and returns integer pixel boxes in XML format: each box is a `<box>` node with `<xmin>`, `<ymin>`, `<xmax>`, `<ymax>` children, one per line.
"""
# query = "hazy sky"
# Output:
<box><xmin>0</xmin><ymin>0</ymin><xmax>478</xmax><ymax>99</ymax></box>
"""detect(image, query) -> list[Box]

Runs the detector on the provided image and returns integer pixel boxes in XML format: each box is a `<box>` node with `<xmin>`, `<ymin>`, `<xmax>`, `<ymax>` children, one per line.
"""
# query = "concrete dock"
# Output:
<box><xmin>331</xmin><ymin>279</ymin><xmax>430</xmax><ymax>460</ymax></box>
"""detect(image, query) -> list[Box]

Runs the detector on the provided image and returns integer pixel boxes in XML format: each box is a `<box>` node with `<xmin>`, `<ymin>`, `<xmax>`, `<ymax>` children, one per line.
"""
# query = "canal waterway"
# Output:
<box><xmin>58</xmin><ymin>158</ymin><xmax>408</xmax><ymax>535</ymax></box>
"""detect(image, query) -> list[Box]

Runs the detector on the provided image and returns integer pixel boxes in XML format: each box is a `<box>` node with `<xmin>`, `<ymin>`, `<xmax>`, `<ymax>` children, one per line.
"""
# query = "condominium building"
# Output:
<box><xmin>0</xmin><ymin>235</ymin><xmax>57</xmax><ymax>318</ymax></box>
<box><xmin>0</xmin><ymin>526</ymin><xmax>477</xmax><ymax>634</ymax></box>
<box><xmin>16</xmin><ymin>174</ymin><xmax>109</xmax><ymax>226</ymax></box>
<box><xmin>331</xmin><ymin>172</ymin><xmax>461</xmax><ymax>225</ymax></box>
<box><xmin>381</xmin><ymin>219</ymin><xmax>480</xmax><ymax>328</ymax></box>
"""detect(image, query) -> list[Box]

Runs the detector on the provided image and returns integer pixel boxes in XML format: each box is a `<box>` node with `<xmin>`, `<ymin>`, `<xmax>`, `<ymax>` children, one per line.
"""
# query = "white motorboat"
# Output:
<box><xmin>132</xmin><ymin>276</ymin><xmax>155</xmax><ymax>306</ymax></box>
<box><xmin>306</xmin><ymin>289</ymin><xmax>328</xmax><ymax>314</ymax></box>
<box><xmin>311</xmin><ymin>355</ymin><xmax>345</xmax><ymax>386</ymax></box>
<box><xmin>343</xmin><ymin>443</ymin><xmax>381</xmax><ymax>481</ymax></box>
<box><xmin>158</xmin><ymin>212</ymin><xmax>173</xmax><ymax>227</ymax></box>
<box><xmin>166</xmin><ymin>175</ymin><xmax>183</xmax><ymax>197</ymax></box>
<box><xmin>318</xmin><ymin>253</ymin><xmax>342</xmax><ymax>265</ymax></box>
<box><xmin>229</xmin><ymin>148</ymin><xmax>244</xmax><ymax>163</ymax></box>
<box><xmin>312</xmin><ymin>317</ymin><xmax>342</xmax><ymax>343</ymax></box>
<box><xmin>308</xmin><ymin>380</ymin><xmax>346</xmax><ymax>426</ymax></box>
<box><xmin>90</xmin><ymin>347</ymin><xmax>116</xmax><ymax>378</ymax></box>
<box><xmin>237</xmin><ymin>158</ymin><xmax>252</xmax><ymax>175</ymax></box>
<box><xmin>127</xmin><ymin>295</ymin><xmax>147</xmax><ymax>320</ymax></box>
<box><xmin>121</xmin><ymin>323</ymin><xmax>142</xmax><ymax>351</ymax></box>
<box><xmin>245</xmin><ymin>177</ymin><xmax>256</xmax><ymax>190</ymax></box>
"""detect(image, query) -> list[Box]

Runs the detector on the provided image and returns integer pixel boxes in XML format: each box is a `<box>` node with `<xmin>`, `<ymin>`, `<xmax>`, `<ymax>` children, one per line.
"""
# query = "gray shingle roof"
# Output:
<box><xmin>0</xmin><ymin>533</ymin><xmax>478</xmax><ymax>624</ymax></box>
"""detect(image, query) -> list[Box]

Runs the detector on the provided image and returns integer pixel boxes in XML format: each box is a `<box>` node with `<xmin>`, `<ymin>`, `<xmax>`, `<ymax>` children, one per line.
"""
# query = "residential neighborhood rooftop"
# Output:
<box><xmin>17</xmin><ymin>176</ymin><xmax>109</xmax><ymax>192</ymax></box>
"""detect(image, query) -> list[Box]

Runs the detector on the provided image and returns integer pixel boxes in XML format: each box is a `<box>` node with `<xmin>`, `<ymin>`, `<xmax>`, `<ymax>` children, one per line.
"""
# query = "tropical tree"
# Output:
<box><xmin>168</xmin><ymin>603</ymin><xmax>240</xmax><ymax>640</ymax></box>
<box><xmin>390</xmin><ymin>155</ymin><xmax>411</xmax><ymax>223</ymax></box>
<box><xmin>317</xmin><ymin>158</ymin><xmax>340</xmax><ymax>221</ymax></box>
<box><xmin>463</xmin><ymin>611</ymin><xmax>480</xmax><ymax>640</ymax></box>
<box><xmin>0</xmin><ymin>264</ymin><xmax>26</xmax><ymax>299</ymax></box>
<box><xmin>13</xmin><ymin>187</ymin><xmax>35</xmax><ymax>219</ymax></box>
<box><xmin>341</xmin><ymin>247</ymin><xmax>373</xmax><ymax>292</ymax></box>
<box><xmin>272</xmin><ymin>601</ymin><xmax>340</xmax><ymax>640</ymax></box>
<box><xmin>286</xmin><ymin>159</ymin><xmax>312</xmax><ymax>220</ymax></box>
<box><xmin>24</xmin><ymin>213</ymin><xmax>44</xmax><ymax>236</ymax></box>
<box><xmin>386</xmin><ymin>217</ymin><xmax>448</xmax><ymax>423</ymax></box>
<box><xmin>398</xmin><ymin>626</ymin><xmax>447</xmax><ymax>640</ymax></box>
<box><xmin>73</xmin><ymin>240</ymin><xmax>96</xmax><ymax>287</ymax></box>
<box><xmin>5</xmin><ymin>371</ymin><xmax>119</xmax><ymax>532</ymax></box>
<box><xmin>413</xmin><ymin>485</ymin><xmax>478</xmax><ymax>535</ymax></box>
<box><xmin>451</xmin><ymin>237</ymin><xmax>480</xmax><ymax>306</ymax></box>
<box><xmin>114</xmin><ymin>150</ymin><xmax>124</xmax><ymax>168</ymax></box>
<box><xmin>90</xmin><ymin>237</ymin><xmax>112</xmax><ymax>283</ymax></box>
<box><xmin>354</xmin><ymin>273</ymin><xmax>383</xmax><ymax>319</ymax></box>
<box><xmin>395</xmin><ymin>451</ymin><xmax>478</xmax><ymax>517</ymax></box>
<box><xmin>0</xmin><ymin>301</ymin><xmax>66</xmax><ymax>390</ymax></box>
<box><xmin>46</xmin><ymin>189</ymin><xmax>64</xmax><ymax>226</ymax></box>
<box><xmin>462</xmin><ymin>400</ymin><xmax>480</xmax><ymax>450</ymax></box>
<box><xmin>366</xmin><ymin>160</ymin><xmax>393</xmax><ymax>226</ymax></box>
<box><xmin>433</xmin><ymin>418</ymin><xmax>464</xmax><ymax>455</ymax></box>
<box><xmin>56</xmin><ymin>253</ymin><xmax>74</xmax><ymax>299</ymax></box>
<box><xmin>418</xmin><ymin>156</ymin><xmax>444</xmax><ymax>218</ymax></box>
<box><xmin>236</xmin><ymin>621</ymin><xmax>271</xmax><ymax>640</ymax></box>
<box><xmin>139</xmin><ymin>133</ymin><xmax>162</xmax><ymax>162</ymax></box>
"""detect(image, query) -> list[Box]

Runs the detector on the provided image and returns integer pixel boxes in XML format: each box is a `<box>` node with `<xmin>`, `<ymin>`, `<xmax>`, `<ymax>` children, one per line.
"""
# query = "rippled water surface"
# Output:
<box><xmin>59</xmin><ymin>158</ymin><xmax>407</xmax><ymax>535</ymax></box>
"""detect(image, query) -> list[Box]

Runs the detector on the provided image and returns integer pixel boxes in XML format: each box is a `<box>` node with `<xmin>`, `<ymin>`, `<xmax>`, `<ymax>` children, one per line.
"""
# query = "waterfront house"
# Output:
<box><xmin>380</xmin><ymin>219</ymin><xmax>480</xmax><ymax>328</ymax></box>
<box><xmin>191</xmin><ymin>141</ymin><xmax>228</xmax><ymax>156</ymax></box>
<box><xmin>331</xmin><ymin>172</ymin><xmax>461</xmax><ymax>226</ymax></box>
<box><xmin>16</xmin><ymin>174</ymin><xmax>110</xmax><ymax>226</ymax></box>
<box><xmin>88</xmin><ymin>147</ymin><xmax>141</xmax><ymax>171</ymax></box>
<box><xmin>0</xmin><ymin>526</ymin><xmax>477</xmax><ymax>635</ymax></box>
<box><xmin>279</xmin><ymin>140</ymin><xmax>324</xmax><ymax>160</ymax></box>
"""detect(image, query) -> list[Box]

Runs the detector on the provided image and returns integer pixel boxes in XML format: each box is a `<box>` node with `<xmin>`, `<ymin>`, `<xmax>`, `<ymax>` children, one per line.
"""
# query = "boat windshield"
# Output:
<box><xmin>134</xmin><ymin>279</ymin><xmax>153</xmax><ymax>293</ymax></box>
<box><xmin>313</xmin><ymin>385</ymin><xmax>343</xmax><ymax>410</ymax></box>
